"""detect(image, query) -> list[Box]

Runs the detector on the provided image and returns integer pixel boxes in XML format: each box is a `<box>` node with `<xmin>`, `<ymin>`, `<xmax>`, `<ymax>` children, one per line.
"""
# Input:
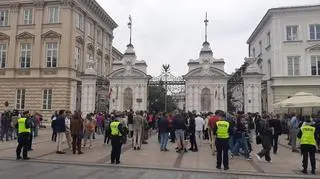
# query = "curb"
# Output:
<box><xmin>0</xmin><ymin>157</ymin><xmax>318</xmax><ymax>178</ymax></box>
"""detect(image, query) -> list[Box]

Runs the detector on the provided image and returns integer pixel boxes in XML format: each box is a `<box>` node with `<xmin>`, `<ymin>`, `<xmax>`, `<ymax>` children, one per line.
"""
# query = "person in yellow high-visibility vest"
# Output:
<box><xmin>15</xmin><ymin>111</ymin><xmax>31</xmax><ymax>160</ymax></box>
<box><xmin>108</xmin><ymin>112</ymin><xmax>125</xmax><ymax>164</ymax></box>
<box><xmin>213</xmin><ymin>113</ymin><xmax>232</xmax><ymax>170</ymax></box>
<box><xmin>297</xmin><ymin>117</ymin><xmax>318</xmax><ymax>175</ymax></box>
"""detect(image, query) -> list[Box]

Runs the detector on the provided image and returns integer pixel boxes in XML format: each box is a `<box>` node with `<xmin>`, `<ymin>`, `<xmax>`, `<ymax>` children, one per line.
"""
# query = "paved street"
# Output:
<box><xmin>0</xmin><ymin>128</ymin><xmax>319</xmax><ymax>178</ymax></box>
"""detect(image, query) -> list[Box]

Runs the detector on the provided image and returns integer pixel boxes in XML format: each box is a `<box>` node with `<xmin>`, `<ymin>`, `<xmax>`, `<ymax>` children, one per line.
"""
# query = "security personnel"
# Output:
<box><xmin>213</xmin><ymin>113</ymin><xmax>231</xmax><ymax>170</ymax></box>
<box><xmin>109</xmin><ymin>112</ymin><xmax>124</xmax><ymax>164</ymax></box>
<box><xmin>297</xmin><ymin>117</ymin><xmax>317</xmax><ymax>174</ymax></box>
<box><xmin>15</xmin><ymin>111</ymin><xmax>31</xmax><ymax>160</ymax></box>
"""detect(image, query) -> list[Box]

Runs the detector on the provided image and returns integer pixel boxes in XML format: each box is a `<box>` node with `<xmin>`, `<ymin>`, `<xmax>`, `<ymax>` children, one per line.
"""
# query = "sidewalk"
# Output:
<box><xmin>0</xmin><ymin>131</ymin><xmax>319</xmax><ymax>177</ymax></box>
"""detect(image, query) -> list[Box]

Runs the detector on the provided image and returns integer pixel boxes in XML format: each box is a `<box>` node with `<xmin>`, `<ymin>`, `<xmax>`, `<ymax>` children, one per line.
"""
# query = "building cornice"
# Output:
<box><xmin>78</xmin><ymin>0</ymin><xmax>118</xmax><ymax>30</ymax></box>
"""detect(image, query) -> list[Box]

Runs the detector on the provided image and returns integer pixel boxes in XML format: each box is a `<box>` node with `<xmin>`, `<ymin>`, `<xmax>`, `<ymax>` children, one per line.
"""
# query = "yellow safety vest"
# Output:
<box><xmin>18</xmin><ymin>118</ymin><xmax>31</xmax><ymax>133</ymax></box>
<box><xmin>110</xmin><ymin>121</ymin><xmax>122</xmax><ymax>136</ymax></box>
<box><xmin>216</xmin><ymin>120</ymin><xmax>229</xmax><ymax>139</ymax></box>
<box><xmin>300</xmin><ymin>125</ymin><xmax>316</xmax><ymax>146</ymax></box>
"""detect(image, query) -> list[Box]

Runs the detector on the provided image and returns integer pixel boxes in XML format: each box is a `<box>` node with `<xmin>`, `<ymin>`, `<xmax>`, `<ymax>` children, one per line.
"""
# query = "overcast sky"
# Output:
<box><xmin>96</xmin><ymin>0</ymin><xmax>320</xmax><ymax>77</ymax></box>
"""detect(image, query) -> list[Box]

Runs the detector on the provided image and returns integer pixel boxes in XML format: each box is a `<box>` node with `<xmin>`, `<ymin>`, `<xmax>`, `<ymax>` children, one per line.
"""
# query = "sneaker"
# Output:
<box><xmin>78</xmin><ymin>151</ymin><xmax>84</xmax><ymax>155</ymax></box>
<box><xmin>255</xmin><ymin>154</ymin><xmax>262</xmax><ymax>161</ymax></box>
<box><xmin>137</xmin><ymin>147</ymin><xmax>140</xmax><ymax>150</ymax></box>
<box><xmin>116</xmin><ymin>161</ymin><xmax>120</xmax><ymax>164</ymax></box>
<box><xmin>301</xmin><ymin>169</ymin><xmax>307</xmax><ymax>174</ymax></box>
<box><xmin>16</xmin><ymin>156</ymin><xmax>22</xmax><ymax>160</ymax></box>
<box><xmin>216</xmin><ymin>166</ymin><xmax>221</xmax><ymax>170</ymax></box>
<box><xmin>311</xmin><ymin>170</ymin><xmax>315</xmax><ymax>175</ymax></box>
<box><xmin>224</xmin><ymin>167</ymin><xmax>229</xmax><ymax>171</ymax></box>
<box><xmin>265</xmin><ymin>160</ymin><xmax>272</xmax><ymax>163</ymax></box>
<box><xmin>164</xmin><ymin>149</ymin><xmax>169</xmax><ymax>152</ymax></box>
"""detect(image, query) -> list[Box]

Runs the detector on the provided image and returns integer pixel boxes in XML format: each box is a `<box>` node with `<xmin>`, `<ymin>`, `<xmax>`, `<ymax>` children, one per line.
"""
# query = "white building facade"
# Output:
<box><xmin>247</xmin><ymin>5</ymin><xmax>320</xmax><ymax>113</ymax></box>
<box><xmin>108</xmin><ymin>44</ymin><xmax>149</xmax><ymax>112</ymax></box>
<box><xmin>184</xmin><ymin>41</ymin><xmax>228</xmax><ymax>113</ymax></box>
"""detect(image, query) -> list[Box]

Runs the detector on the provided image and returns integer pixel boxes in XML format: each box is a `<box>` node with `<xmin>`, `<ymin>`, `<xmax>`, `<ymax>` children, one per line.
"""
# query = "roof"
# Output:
<box><xmin>247</xmin><ymin>4</ymin><xmax>320</xmax><ymax>44</ymax></box>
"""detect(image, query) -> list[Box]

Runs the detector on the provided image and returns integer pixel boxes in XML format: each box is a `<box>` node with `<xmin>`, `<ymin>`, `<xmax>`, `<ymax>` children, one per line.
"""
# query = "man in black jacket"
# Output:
<box><xmin>269</xmin><ymin>114</ymin><xmax>282</xmax><ymax>154</ymax></box>
<box><xmin>55</xmin><ymin>110</ymin><xmax>66</xmax><ymax>154</ymax></box>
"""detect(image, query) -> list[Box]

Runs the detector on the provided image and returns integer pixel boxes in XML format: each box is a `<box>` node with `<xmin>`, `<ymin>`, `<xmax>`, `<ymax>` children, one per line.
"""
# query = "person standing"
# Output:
<box><xmin>133</xmin><ymin>111</ymin><xmax>144</xmax><ymax>150</ymax></box>
<box><xmin>127</xmin><ymin>109</ymin><xmax>134</xmax><ymax>138</ymax></box>
<box><xmin>213</xmin><ymin>115</ymin><xmax>231</xmax><ymax>170</ymax></box>
<box><xmin>104</xmin><ymin>114</ymin><xmax>112</xmax><ymax>144</ymax></box>
<box><xmin>297</xmin><ymin>117</ymin><xmax>317</xmax><ymax>174</ymax></box>
<box><xmin>173</xmin><ymin>111</ymin><xmax>187</xmax><ymax>153</ymax></box>
<box><xmin>158</xmin><ymin>112</ymin><xmax>169</xmax><ymax>151</ymax></box>
<box><xmin>256</xmin><ymin>114</ymin><xmax>273</xmax><ymax>162</ymax></box>
<box><xmin>64</xmin><ymin>111</ymin><xmax>72</xmax><ymax>149</ymax></box>
<box><xmin>70</xmin><ymin>111</ymin><xmax>84</xmax><ymax>154</ymax></box>
<box><xmin>109</xmin><ymin>113</ymin><xmax>125</xmax><ymax>164</ymax></box>
<box><xmin>290</xmin><ymin>112</ymin><xmax>300</xmax><ymax>152</ymax></box>
<box><xmin>195</xmin><ymin>113</ymin><xmax>204</xmax><ymax>147</ymax></box>
<box><xmin>83</xmin><ymin>114</ymin><xmax>96</xmax><ymax>149</ymax></box>
<box><xmin>269</xmin><ymin>114</ymin><xmax>282</xmax><ymax>154</ymax></box>
<box><xmin>55</xmin><ymin>110</ymin><xmax>66</xmax><ymax>154</ymax></box>
<box><xmin>188</xmin><ymin>112</ymin><xmax>198</xmax><ymax>152</ymax></box>
<box><xmin>51</xmin><ymin>111</ymin><xmax>58</xmax><ymax>142</ymax></box>
<box><xmin>16</xmin><ymin>111</ymin><xmax>31</xmax><ymax>160</ymax></box>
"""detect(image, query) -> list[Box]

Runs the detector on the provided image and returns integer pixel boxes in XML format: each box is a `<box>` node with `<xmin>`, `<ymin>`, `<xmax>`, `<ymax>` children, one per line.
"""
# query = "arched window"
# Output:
<box><xmin>123</xmin><ymin>88</ymin><xmax>133</xmax><ymax>110</ymax></box>
<box><xmin>201</xmin><ymin>88</ymin><xmax>211</xmax><ymax>112</ymax></box>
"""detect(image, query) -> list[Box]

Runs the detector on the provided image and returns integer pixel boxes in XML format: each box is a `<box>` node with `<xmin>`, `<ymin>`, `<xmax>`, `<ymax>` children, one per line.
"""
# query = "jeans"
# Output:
<box><xmin>189</xmin><ymin>132</ymin><xmax>198</xmax><ymax>150</ymax></box>
<box><xmin>232</xmin><ymin>133</ymin><xmax>249</xmax><ymax>158</ymax></box>
<box><xmin>56</xmin><ymin>132</ymin><xmax>64</xmax><ymax>152</ymax></box>
<box><xmin>160</xmin><ymin>132</ymin><xmax>169</xmax><ymax>150</ymax></box>
<box><xmin>133</xmin><ymin>128</ymin><xmax>142</xmax><ymax>148</ymax></box>
<box><xmin>72</xmin><ymin>134</ymin><xmax>82</xmax><ymax>154</ymax></box>
<box><xmin>257</xmin><ymin>143</ymin><xmax>271</xmax><ymax>162</ymax></box>
<box><xmin>229</xmin><ymin>135</ymin><xmax>234</xmax><ymax>153</ymax></box>
<box><xmin>272</xmin><ymin>134</ymin><xmax>279</xmax><ymax>153</ymax></box>
<box><xmin>291</xmin><ymin>128</ymin><xmax>298</xmax><ymax>150</ymax></box>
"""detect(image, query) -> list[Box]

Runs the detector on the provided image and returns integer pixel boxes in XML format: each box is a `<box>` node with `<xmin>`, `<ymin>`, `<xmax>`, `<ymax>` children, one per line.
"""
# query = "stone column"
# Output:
<box><xmin>81</xmin><ymin>75</ymin><xmax>97</xmax><ymax>115</ymax></box>
<box><xmin>70</xmin><ymin>81</ymin><xmax>77</xmax><ymax>112</ymax></box>
<box><xmin>243</xmin><ymin>74</ymin><xmax>263</xmax><ymax>114</ymax></box>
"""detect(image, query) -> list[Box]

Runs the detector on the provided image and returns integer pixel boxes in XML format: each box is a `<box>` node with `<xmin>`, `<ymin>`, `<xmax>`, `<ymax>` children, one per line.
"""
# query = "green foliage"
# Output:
<box><xmin>148</xmin><ymin>85</ymin><xmax>178</xmax><ymax>113</ymax></box>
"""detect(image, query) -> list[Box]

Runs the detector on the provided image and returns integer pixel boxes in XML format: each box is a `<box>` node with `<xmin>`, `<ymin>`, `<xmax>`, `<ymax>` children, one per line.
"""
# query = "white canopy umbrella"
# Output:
<box><xmin>273</xmin><ymin>92</ymin><xmax>320</xmax><ymax>109</ymax></box>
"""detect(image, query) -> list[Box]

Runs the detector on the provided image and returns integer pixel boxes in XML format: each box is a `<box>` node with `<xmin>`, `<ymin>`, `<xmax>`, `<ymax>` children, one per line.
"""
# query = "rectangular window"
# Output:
<box><xmin>48</xmin><ymin>7</ymin><xmax>59</xmax><ymax>24</ymax></box>
<box><xmin>46</xmin><ymin>42</ymin><xmax>58</xmax><ymax>68</ymax></box>
<box><xmin>20</xmin><ymin>43</ymin><xmax>31</xmax><ymax>68</ymax></box>
<box><xmin>42</xmin><ymin>89</ymin><xmax>52</xmax><ymax>110</ymax></box>
<box><xmin>311</xmin><ymin>56</ymin><xmax>320</xmax><ymax>76</ymax></box>
<box><xmin>309</xmin><ymin>24</ymin><xmax>320</xmax><ymax>40</ymax></box>
<box><xmin>0</xmin><ymin>44</ymin><xmax>6</xmax><ymax>68</ymax></box>
<box><xmin>259</xmin><ymin>41</ymin><xmax>262</xmax><ymax>54</ymax></box>
<box><xmin>23</xmin><ymin>8</ymin><xmax>33</xmax><ymax>25</ymax></box>
<box><xmin>286</xmin><ymin>25</ymin><xmax>298</xmax><ymax>41</ymax></box>
<box><xmin>75</xmin><ymin>12</ymin><xmax>83</xmax><ymax>30</ymax></box>
<box><xmin>75</xmin><ymin>46</ymin><xmax>81</xmax><ymax>70</ymax></box>
<box><xmin>87</xmin><ymin>21</ymin><xmax>93</xmax><ymax>37</ymax></box>
<box><xmin>0</xmin><ymin>10</ymin><xmax>9</xmax><ymax>26</ymax></box>
<box><xmin>16</xmin><ymin>89</ymin><xmax>26</xmax><ymax>110</ymax></box>
<box><xmin>97</xmin><ymin>29</ymin><xmax>102</xmax><ymax>44</ymax></box>
<box><xmin>266</xmin><ymin>32</ymin><xmax>271</xmax><ymax>47</ymax></box>
<box><xmin>287</xmin><ymin>56</ymin><xmax>300</xmax><ymax>76</ymax></box>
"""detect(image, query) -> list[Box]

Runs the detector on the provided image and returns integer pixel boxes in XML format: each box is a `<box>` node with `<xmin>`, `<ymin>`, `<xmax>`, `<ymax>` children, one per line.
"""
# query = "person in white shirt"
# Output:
<box><xmin>64</xmin><ymin>111</ymin><xmax>72</xmax><ymax>149</ymax></box>
<box><xmin>195</xmin><ymin>113</ymin><xmax>205</xmax><ymax>147</ymax></box>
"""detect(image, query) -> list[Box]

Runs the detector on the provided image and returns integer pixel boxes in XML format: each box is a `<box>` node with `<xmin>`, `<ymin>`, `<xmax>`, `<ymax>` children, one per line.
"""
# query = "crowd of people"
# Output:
<box><xmin>1</xmin><ymin>101</ymin><xmax>319</xmax><ymax>174</ymax></box>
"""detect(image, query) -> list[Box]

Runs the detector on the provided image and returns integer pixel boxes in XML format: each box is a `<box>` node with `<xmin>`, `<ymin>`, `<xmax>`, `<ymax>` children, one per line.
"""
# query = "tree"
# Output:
<box><xmin>148</xmin><ymin>85</ymin><xmax>178</xmax><ymax>113</ymax></box>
